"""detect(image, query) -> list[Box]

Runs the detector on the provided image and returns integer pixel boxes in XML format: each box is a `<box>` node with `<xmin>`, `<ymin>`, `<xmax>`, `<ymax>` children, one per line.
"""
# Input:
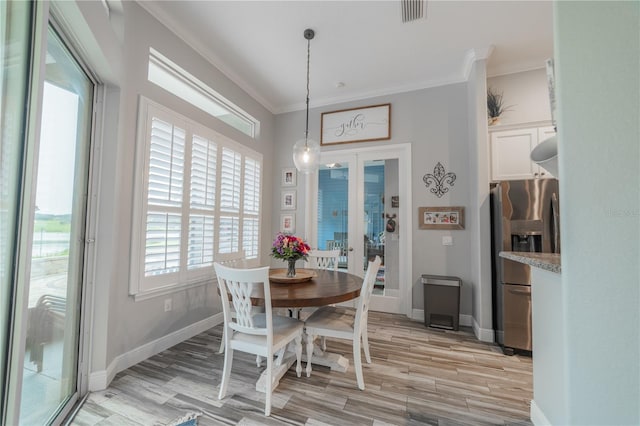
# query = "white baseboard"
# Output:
<box><xmin>411</xmin><ymin>309</ymin><xmax>473</xmax><ymax>328</ymax></box>
<box><xmin>472</xmin><ymin>317</ymin><xmax>495</xmax><ymax>342</ymax></box>
<box><xmin>530</xmin><ymin>399</ymin><xmax>551</xmax><ymax>425</ymax></box>
<box><xmin>88</xmin><ymin>313</ymin><xmax>223</xmax><ymax>391</ymax></box>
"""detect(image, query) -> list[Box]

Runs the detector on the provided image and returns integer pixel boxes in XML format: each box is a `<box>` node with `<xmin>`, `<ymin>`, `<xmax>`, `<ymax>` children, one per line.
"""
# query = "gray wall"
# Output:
<box><xmin>273</xmin><ymin>84</ymin><xmax>473</xmax><ymax>319</ymax></box>
<box><xmin>487</xmin><ymin>68</ymin><xmax>552</xmax><ymax>126</ymax></box>
<box><xmin>553</xmin><ymin>1</ymin><xmax>639</xmax><ymax>423</ymax></box>
<box><xmin>68</xmin><ymin>2</ymin><xmax>277</xmax><ymax>373</ymax></box>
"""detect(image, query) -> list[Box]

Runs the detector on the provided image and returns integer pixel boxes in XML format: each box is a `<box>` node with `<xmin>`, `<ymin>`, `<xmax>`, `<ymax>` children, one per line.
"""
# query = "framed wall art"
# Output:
<box><xmin>321</xmin><ymin>103</ymin><xmax>391</xmax><ymax>145</ymax></box>
<box><xmin>280</xmin><ymin>213</ymin><xmax>295</xmax><ymax>233</ymax></box>
<box><xmin>418</xmin><ymin>206</ymin><xmax>465</xmax><ymax>230</ymax></box>
<box><xmin>281</xmin><ymin>190</ymin><xmax>296</xmax><ymax>210</ymax></box>
<box><xmin>282</xmin><ymin>167</ymin><xmax>296</xmax><ymax>187</ymax></box>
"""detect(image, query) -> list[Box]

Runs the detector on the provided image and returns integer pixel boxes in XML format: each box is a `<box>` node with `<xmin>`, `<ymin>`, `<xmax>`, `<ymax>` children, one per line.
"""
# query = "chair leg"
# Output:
<box><xmin>321</xmin><ymin>336</ymin><xmax>327</xmax><ymax>351</ymax></box>
<box><xmin>294</xmin><ymin>333</ymin><xmax>302</xmax><ymax>377</ymax></box>
<box><xmin>265</xmin><ymin>353</ymin><xmax>273</xmax><ymax>416</ymax></box>
<box><xmin>353</xmin><ymin>336</ymin><xmax>365</xmax><ymax>390</ymax></box>
<box><xmin>256</xmin><ymin>355</ymin><xmax>262</xmax><ymax>366</ymax></box>
<box><xmin>362</xmin><ymin>329</ymin><xmax>371</xmax><ymax>364</ymax></box>
<box><xmin>219</xmin><ymin>347</ymin><xmax>233</xmax><ymax>399</ymax></box>
<box><xmin>218</xmin><ymin>328</ymin><xmax>225</xmax><ymax>354</ymax></box>
<box><xmin>305</xmin><ymin>333</ymin><xmax>315</xmax><ymax>377</ymax></box>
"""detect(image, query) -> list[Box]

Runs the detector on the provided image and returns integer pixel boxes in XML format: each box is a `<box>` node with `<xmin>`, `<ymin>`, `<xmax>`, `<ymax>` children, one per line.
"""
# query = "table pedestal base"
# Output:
<box><xmin>255</xmin><ymin>346</ymin><xmax>350</xmax><ymax>392</ymax></box>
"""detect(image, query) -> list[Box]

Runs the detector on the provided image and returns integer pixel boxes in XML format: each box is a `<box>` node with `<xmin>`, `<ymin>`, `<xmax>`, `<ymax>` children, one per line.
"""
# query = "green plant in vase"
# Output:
<box><xmin>487</xmin><ymin>87</ymin><xmax>513</xmax><ymax>126</ymax></box>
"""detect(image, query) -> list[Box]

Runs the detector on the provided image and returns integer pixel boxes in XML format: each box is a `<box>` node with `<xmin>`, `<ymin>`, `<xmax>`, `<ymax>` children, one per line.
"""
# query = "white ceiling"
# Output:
<box><xmin>138</xmin><ymin>0</ymin><xmax>553</xmax><ymax>114</ymax></box>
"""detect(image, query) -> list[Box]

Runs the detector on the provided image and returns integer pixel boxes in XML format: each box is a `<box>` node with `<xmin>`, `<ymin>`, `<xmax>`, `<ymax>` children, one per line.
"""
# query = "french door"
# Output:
<box><xmin>309</xmin><ymin>144</ymin><xmax>412</xmax><ymax>315</ymax></box>
<box><xmin>1</xmin><ymin>7</ymin><xmax>94</xmax><ymax>425</ymax></box>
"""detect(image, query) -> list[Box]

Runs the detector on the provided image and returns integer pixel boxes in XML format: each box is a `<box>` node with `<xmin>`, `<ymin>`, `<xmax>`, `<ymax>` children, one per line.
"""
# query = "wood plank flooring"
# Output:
<box><xmin>70</xmin><ymin>311</ymin><xmax>532</xmax><ymax>426</ymax></box>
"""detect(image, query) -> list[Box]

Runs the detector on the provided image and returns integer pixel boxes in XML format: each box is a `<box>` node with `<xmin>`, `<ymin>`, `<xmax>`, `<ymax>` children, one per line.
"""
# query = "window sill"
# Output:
<box><xmin>131</xmin><ymin>278</ymin><xmax>212</xmax><ymax>302</ymax></box>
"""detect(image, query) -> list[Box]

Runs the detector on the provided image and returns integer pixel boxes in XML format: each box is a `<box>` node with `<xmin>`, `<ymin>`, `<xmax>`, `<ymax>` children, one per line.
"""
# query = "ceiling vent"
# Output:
<box><xmin>401</xmin><ymin>0</ymin><xmax>427</xmax><ymax>23</ymax></box>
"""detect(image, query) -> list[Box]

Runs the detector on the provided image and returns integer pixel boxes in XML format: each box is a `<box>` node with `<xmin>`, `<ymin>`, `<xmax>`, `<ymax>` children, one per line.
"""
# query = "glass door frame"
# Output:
<box><xmin>3</xmin><ymin>4</ymin><xmax>99</xmax><ymax>424</ymax></box>
<box><xmin>306</xmin><ymin>143</ymin><xmax>412</xmax><ymax>316</ymax></box>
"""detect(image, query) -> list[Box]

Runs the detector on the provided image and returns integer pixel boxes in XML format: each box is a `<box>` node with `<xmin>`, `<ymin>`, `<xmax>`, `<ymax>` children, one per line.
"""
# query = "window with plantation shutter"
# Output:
<box><xmin>220</xmin><ymin>147</ymin><xmax>241</xmax><ymax>212</ymax></box>
<box><xmin>218</xmin><ymin>147</ymin><xmax>241</xmax><ymax>254</ymax></box>
<box><xmin>243</xmin><ymin>157</ymin><xmax>261</xmax><ymax>258</ymax></box>
<box><xmin>144</xmin><ymin>116</ymin><xmax>185</xmax><ymax>276</ymax></box>
<box><xmin>243</xmin><ymin>218</ymin><xmax>259</xmax><ymax>259</ymax></box>
<box><xmin>131</xmin><ymin>98</ymin><xmax>262</xmax><ymax>300</ymax></box>
<box><xmin>187</xmin><ymin>134</ymin><xmax>216</xmax><ymax>270</ymax></box>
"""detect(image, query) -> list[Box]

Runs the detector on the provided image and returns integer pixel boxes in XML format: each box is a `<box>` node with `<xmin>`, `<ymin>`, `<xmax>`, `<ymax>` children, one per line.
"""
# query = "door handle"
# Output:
<box><xmin>348</xmin><ymin>247</ymin><xmax>354</xmax><ymax>252</ymax></box>
<box><xmin>508</xmin><ymin>288</ymin><xmax>531</xmax><ymax>295</ymax></box>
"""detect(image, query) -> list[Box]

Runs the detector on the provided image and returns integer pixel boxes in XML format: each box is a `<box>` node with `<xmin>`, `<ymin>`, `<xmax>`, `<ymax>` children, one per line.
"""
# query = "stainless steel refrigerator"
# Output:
<box><xmin>490</xmin><ymin>179</ymin><xmax>560</xmax><ymax>354</ymax></box>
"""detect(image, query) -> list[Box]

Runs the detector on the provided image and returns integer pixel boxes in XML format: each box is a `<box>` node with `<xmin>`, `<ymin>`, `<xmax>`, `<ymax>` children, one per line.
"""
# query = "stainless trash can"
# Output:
<box><xmin>422</xmin><ymin>274</ymin><xmax>461</xmax><ymax>331</ymax></box>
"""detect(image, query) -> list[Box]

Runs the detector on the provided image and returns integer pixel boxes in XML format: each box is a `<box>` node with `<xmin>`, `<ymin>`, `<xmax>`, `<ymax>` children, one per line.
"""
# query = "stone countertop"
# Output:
<box><xmin>499</xmin><ymin>252</ymin><xmax>562</xmax><ymax>274</ymax></box>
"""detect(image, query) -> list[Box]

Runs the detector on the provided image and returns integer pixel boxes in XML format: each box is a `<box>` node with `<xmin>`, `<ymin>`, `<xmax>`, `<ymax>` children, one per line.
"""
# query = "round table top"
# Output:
<box><xmin>252</xmin><ymin>268</ymin><xmax>363</xmax><ymax>308</ymax></box>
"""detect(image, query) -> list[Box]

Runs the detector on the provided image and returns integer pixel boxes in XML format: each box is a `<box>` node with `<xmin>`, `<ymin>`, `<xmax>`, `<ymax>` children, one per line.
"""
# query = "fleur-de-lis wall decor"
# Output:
<box><xmin>423</xmin><ymin>162</ymin><xmax>456</xmax><ymax>198</ymax></box>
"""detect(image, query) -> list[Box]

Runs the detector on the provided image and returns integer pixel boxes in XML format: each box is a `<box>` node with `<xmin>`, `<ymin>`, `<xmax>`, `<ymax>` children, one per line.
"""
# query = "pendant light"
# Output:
<box><xmin>292</xmin><ymin>28</ymin><xmax>320</xmax><ymax>174</ymax></box>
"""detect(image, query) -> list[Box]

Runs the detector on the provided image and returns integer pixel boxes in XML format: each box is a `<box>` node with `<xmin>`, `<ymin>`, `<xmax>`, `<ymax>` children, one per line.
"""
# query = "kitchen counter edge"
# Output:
<box><xmin>499</xmin><ymin>252</ymin><xmax>562</xmax><ymax>274</ymax></box>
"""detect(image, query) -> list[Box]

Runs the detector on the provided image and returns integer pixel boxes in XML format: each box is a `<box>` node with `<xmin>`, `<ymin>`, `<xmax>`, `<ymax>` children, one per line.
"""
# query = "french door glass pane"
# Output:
<box><xmin>317</xmin><ymin>164</ymin><xmax>349</xmax><ymax>269</ymax></box>
<box><xmin>363</xmin><ymin>161</ymin><xmax>385</xmax><ymax>282</ymax></box>
<box><xmin>363</xmin><ymin>159</ymin><xmax>399</xmax><ymax>296</ymax></box>
<box><xmin>17</xmin><ymin>25</ymin><xmax>93</xmax><ymax>425</ymax></box>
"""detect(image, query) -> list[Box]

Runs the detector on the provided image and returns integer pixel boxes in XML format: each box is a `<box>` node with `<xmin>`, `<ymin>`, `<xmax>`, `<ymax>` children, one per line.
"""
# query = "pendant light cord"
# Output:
<box><xmin>305</xmin><ymin>36</ymin><xmax>311</xmax><ymax>145</ymax></box>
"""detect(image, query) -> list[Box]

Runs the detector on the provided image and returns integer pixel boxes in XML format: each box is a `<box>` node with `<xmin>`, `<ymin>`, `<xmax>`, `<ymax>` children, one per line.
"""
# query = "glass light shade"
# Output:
<box><xmin>292</xmin><ymin>137</ymin><xmax>320</xmax><ymax>174</ymax></box>
<box><xmin>530</xmin><ymin>135</ymin><xmax>558</xmax><ymax>178</ymax></box>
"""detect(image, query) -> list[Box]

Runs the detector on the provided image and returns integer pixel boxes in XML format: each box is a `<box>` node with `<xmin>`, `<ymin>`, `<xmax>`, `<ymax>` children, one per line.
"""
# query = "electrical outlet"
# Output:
<box><xmin>164</xmin><ymin>298</ymin><xmax>172</xmax><ymax>312</ymax></box>
<box><xmin>442</xmin><ymin>236</ymin><xmax>453</xmax><ymax>246</ymax></box>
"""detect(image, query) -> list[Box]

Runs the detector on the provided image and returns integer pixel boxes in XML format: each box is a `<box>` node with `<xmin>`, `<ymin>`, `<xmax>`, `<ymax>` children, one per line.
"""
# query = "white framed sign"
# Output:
<box><xmin>321</xmin><ymin>103</ymin><xmax>391</xmax><ymax>145</ymax></box>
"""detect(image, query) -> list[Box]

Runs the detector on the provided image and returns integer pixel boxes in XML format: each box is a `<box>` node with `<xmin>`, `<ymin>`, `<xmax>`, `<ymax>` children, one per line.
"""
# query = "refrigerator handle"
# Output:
<box><xmin>551</xmin><ymin>192</ymin><xmax>560</xmax><ymax>254</ymax></box>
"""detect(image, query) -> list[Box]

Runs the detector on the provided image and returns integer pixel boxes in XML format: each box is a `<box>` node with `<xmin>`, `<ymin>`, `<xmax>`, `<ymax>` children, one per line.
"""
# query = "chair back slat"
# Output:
<box><xmin>308</xmin><ymin>249</ymin><xmax>341</xmax><ymax>271</ymax></box>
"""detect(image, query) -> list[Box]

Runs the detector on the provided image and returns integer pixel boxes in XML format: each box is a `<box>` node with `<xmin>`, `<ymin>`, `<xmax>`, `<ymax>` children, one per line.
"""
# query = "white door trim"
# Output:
<box><xmin>306</xmin><ymin>143</ymin><xmax>412</xmax><ymax>317</ymax></box>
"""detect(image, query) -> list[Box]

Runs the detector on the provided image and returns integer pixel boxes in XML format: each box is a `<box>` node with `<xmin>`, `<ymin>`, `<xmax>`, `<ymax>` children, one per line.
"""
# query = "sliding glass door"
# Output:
<box><xmin>2</xmin><ymin>10</ymin><xmax>94</xmax><ymax>425</ymax></box>
<box><xmin>1</xmin><ymin>3</ymin><xmax>34</xmax><ymax>421</ymax></box>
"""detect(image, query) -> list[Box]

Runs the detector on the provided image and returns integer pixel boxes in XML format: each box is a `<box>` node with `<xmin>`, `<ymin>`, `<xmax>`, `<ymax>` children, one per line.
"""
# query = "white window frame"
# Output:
<box><xmin>130</xmin><ymin>97</ymin><xmax>263</xmax><ymax>300</ymax></box>
<box><xmin>148</xmin><ymin>48</ymin><xmax>259</xmax><ymax>138</ymax></box>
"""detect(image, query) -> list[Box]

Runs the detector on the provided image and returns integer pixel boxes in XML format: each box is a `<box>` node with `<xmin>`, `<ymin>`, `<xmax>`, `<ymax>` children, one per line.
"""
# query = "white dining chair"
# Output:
<box><xmin>214</xmin><ymin>263</ymin><xmax>304</xmax><ymax>416</ymax></box>
<box><xmin>216</xmin><ymin>254</ymin><xmax>256</xmax><ymax>355</ymax></box>
<box><xmin>307</xmin><ymin>249</ymin><xmax>340</xmax><ymax>271</ymax></box>
<box><xmin>303</xmin><ymin>256</ymin><xmax>382</xmax><ymax>390</ymax></box>
<box><xmin>302</xmin><ymin>248</ymin><xmax>341</xmax><ymax>347</ymax></box>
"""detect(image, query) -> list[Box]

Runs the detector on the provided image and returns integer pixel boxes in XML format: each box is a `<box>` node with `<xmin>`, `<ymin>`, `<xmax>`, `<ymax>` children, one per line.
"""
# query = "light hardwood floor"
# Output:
<box><xmin>70</xmin><ymin>311</ymin><xmax>533</xmax><ymax>426</ymax></box>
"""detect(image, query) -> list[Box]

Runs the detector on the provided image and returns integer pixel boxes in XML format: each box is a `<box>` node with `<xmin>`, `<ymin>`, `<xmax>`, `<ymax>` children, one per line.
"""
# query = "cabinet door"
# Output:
<box><xmin>490</xmin><ymin>128</ymin><xmax>538</xmax><ymax>181</ymax></box>
<box><xmin>535</xmin><ymin>126</ymin><xmax>557</xmax><ymax>178</ymax></box>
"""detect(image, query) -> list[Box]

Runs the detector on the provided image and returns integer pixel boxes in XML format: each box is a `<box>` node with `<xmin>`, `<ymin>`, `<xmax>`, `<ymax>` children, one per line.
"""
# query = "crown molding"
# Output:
<box><xmin>275</xmin><ymin>74</ymin><xmax>468</xmax><ymax>114</ymax></box>
<box><xmin>462</xmin><ymin>46</ymin><xmax>495</xmax><ymax>81</ymax></box>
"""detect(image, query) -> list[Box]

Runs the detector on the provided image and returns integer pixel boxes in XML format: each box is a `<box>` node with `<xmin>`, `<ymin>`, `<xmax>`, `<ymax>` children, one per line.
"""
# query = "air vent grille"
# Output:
<box><xmin>401</xmin><ymin>0</ymin><xmax>427</xmax><ymax>23</ymax></box>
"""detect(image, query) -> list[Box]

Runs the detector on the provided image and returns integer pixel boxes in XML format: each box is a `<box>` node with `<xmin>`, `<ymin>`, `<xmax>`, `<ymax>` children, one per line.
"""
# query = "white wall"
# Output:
<box><xmin>274</xmin><ymin>84</ymin><xmax>474</xmax><ymax>322</ymax></box>
<box><xmin>58</xmin><ymin>1</ymin><xmax>277</xmax><ymax>383</ymax></box>
<box><xmin>487</xmin><ymin>68</ymin><xmax>552</xmax><ymax>126</ymax></box>
<box><xmin>546</xmin><ymin>2</ymin><xmax>639</xmax><ymax>424</ymax></box>
<box><xmin>466</xmin><ymin>60</ymin><xmax>494</xmax><ymax>341</ymax></box>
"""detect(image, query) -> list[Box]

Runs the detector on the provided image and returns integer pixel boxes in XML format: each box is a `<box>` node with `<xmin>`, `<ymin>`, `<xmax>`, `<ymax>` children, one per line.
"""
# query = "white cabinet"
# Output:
<box><xmin>490</xmin><ymin>126</ymin><xmax>556</xmax><ymax>181</ymax></box>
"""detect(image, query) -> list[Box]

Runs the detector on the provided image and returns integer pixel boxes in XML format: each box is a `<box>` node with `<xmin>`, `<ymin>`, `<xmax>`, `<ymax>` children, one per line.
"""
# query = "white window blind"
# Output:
<box><xmin>187</xmin><ymin>134</ymin><xmax>217</xmax><ymax>270</ymax></box>
<box><xmin>242</xmin><ymin>218</ymin><xmax>259</xmax><ymax>259</ymax></box>
<box><xmin>131</xmin><ymin>98</ymin><xmax>263</xmax><ymax>300</ymax></box>
<box><xmin>220</xmin><ymin>147</ymin><xmax>241</xmax><ymax>212</ymax></box>
<box><xmin>144</xmin><ymin>117</ymin><xmax>185</xmax><ymax>277</ymax></box>
<box><xmin>243</xmin><ymin>157</ymin><xmax>261</xmax><ymax>259</ymax></box>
